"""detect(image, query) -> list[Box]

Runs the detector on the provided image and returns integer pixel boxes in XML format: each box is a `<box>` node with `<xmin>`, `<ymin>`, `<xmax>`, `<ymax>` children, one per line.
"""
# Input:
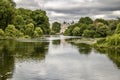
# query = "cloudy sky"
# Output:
<box><xmin>14</xmin><ymin>0</ymin><xmax>120</xmax><ymax>23</ymax></box>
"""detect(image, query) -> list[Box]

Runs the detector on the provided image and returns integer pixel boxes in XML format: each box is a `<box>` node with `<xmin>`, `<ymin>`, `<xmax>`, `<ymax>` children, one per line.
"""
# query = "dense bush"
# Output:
<box><xmin>34</xmin><ymin>27</ymin><xmax>43</xmax><ymax>37</ymax></box>
<box><xmin>96</xmin><ymin>34</ymin><xmax>120</xmax><ymax>47</ymax></box>
<box><xmin>25</xmin><ymin>23</ymin><xmax>34</xmax><ymax>37</ymax></box>
<box><xmin>115</xmin><ymin>23</ymin><xmax>120</xmax><ymax>34</ymax></box>
<box><xmin>106</xmin><ymin>34</ymin><xmax>120</xmax><ymax>46</ymax></box>
<box><xmin>82</xmin><ymin>30</ymin><xmax>95</xmax><ymax>38</ymax></box>
<box><xmin>5</xmin><ymin>25</ymin><xmax>24</xmax><ymax>38</ymax></box>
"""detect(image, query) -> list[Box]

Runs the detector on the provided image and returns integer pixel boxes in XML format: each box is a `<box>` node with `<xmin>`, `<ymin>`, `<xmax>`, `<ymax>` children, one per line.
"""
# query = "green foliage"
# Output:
<box><xmin>106</xmin><ymin>34</ymin><xmax>120</xmax><ymax>46</ymax></box>
<box><xmin>78</xmin><ymin>23</ymin><xmax>88</xmax><ymax>36</ymax></box>
<box><xmin>64</xmin><ymin>17</ymin><xmax>92</xmax><ymax>36</ymax></box>
<box><xmin>64</xmin><ymin>17</ymin><xmax>119</xmax><ymax>38</ymax></box>
<box><xmin>50</xmin><ymin>30</ymin><xmax>56</xmax><ymax>35</ymax></box>
<box><xmin>96</xmin><ymin>34</ymin><xmax>120</xmax><ymax>47</ymax></box>
<box><xmin>52</xmin><ymin>22</ymin><xmax>61</xmax><ymax>33</ymax></box>
<box><xmin>0</xmin><ymin>0</ymin><xmax>50</xmax><ymax>38</ymax></box>
<box><xmin>0</xmin><ymin>0</ymin><xmax>15</xmax><ymax>29</ymax></box>
<box><xmin>31</xmin><ymin>10</ymin><xmax>50</xmax><ymax>34</ymax></box>
<box><xmin>8</xmin><ymin>0</ymin><xmax>16</xmax><ymax>7</ymax></box>
<box><xmin>115</xmin><ymin>23</ymin><xmax>120</xmax><ymax>34</ymax></box>
<box><xmin>25</xmin><ymin>23</ymin><xmax>34</xmax><ymax>37</ymax></box>
<box><xmin>64</xmin><ymin>24</ymin><xmax>76</xmax><ymax>36</ymax></box>
<box><xmin>64</xmin><ymin>23</ymin><xmax>88</xmax><ymax>36</ymax></box>
<box><xmin>94</xmin><ymin>33</ymin><xmax>101</xmax><ymax>38</ymax></box>
<box><xmin>72</xmin><ymin>27</ymin><xmax>80</xmax><ymax>36</ymax></box>
<box><xmin>82</xmin><ymin>30</ymin><xmax>95</xmax><ymax>38</ymax></box>
<box><xmin>5</xmin><ymin>25</ymin><xmax>23</xmax><ymax>38</ymax></box>
<box><xmin>96</xmin><ymin>23</ymin><xmax>110</xmax><ymax>37</ymax></box>
<box><xmin>13</xmin><ymin>8</ymin><xmax>50</xmax><ymax>35</ymax></box>
<box><xmin>16</xmin><ymin>8</ymin><xmax>33</xmax><ymax>24</ymax></box>
<box><xmin>96</xmin><ymin>38</ymin><xmax>106</xmax><ymax>44</ymax></box>
<box><xmin>95</xmin><ymin>18</ymin><xmax>108</xmax><ymax>25</ymax></box>
<box><xmin>13</xmin><ymin>15</ymin><xmax>25</xmax><ymax>30</ymax></box>
<box><xmin>34</xmin><ymin>27</ymin><xmax>43</xmax><ymax>37</ymax></box>
<box><xmin>0</xmin><ymin>29</ymin><xmax>5</xmax><ymax>38</ymax></box>
<box><xmin>79</xmin><ymin>17</ymin><xmax>93</xmax><ymax>25</ymax></box>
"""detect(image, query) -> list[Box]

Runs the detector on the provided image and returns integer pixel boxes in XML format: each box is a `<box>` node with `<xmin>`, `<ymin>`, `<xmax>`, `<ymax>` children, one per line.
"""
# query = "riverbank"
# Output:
<box><xmin>66</xmin><ymin>38</ymin><xmax>99</xmax><ymax>45</ymax></box>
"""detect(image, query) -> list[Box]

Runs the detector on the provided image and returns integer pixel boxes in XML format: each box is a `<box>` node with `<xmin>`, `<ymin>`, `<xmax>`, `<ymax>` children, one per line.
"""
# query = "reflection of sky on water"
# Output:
<box><xmin>11</xmin><ymin>37</ymin><xmax>120</xmax><ymax>80</ymax></box>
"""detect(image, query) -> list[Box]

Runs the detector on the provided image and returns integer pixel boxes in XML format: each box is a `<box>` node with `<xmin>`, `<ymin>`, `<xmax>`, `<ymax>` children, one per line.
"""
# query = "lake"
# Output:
<box><xmin>0</xmin><ymin>35</ymin><xmax>120</xmax><ymax>80</ymax></box>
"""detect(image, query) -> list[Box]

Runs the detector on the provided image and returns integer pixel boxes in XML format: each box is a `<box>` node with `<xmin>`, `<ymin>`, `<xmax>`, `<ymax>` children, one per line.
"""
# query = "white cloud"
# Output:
<box><xmin>48</xmin><ymin>11</ymin><xmax>67</xmax><ymax>17</ymax></box>
<box><xmin>14</xmin><ymin>0</ymin><xmax>21</xmax><ymax>3</ymax></box>
<box><xmin>113</xmin><ymin>11</ymin><xmax>120</xmax><ymax>15</ymax></box>
<box><xmin>92</xmin><ymin>15</ymin><xmax>106</xmax><ymax>19</ymax></box>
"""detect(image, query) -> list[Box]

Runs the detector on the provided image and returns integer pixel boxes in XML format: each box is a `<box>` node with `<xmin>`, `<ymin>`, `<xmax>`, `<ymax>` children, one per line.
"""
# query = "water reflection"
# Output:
<box><xmin>0</xmin><ymin>36</ymin><xmax>120</xmax><ymax>80</ymax></box>
<box><xmin>0</xmin><ymin>39</ymin><xmax>49</xmax><ymax>80</ymax></box>
<box><xmin>52</xmin><ymin>40</ymin><xmax>61</xmax><ymax>45</ymax></box>
<box><xmin>71</xmin><ymin>43</ymin><xmax>92</xmax><ymax>55</ymax></box>
<box><xmin>15</xmin><ymin>42</ymin><xmax>49</xmax><ymax>60</ymax></box>
<box><xmin>0</xmin><ymin>44</ymin><xmax>15</xmax><ymax>80</ymax></box>
<box><xmin>95</xmin><ymin>47</ymin><xmax>120</xmax><ymax>69</ymax></box>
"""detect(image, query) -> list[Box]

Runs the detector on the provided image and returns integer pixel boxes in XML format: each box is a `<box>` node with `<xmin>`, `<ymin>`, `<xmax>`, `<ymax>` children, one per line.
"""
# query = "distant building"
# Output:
<box><xmin>60</xmin><ymin>23</ymin><xmax>70</xmax><ymax>34</ymax></box>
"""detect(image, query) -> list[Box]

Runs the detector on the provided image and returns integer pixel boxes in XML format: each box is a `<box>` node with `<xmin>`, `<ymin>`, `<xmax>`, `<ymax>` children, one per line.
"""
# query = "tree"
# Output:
<box><xmin>96</xmin><ymin>23</ymin><xmax>110</xmax><ymax>37</ymax></box>
<box><xmin>52</xmin><ymin>22</ymin><xmax>61</xmax><ymax>33</ymax></box>
<box><xmin>95</xmin><ymin>18</ymin><xmax>108</xmax><ymax>25</ymax></box>
<box><xmin>0</xmin><ymin>0</ymin><xmax>15</xmax><ymax>29</ymax></box>
<box><xmin>0</xmin><ymin>29</ymin><xmax>5</xmax><ymax>37</ymax></box>
<box><xmin>108</xmin><ymin>20</ymin><xmax>117</xmax><ymax>34</ymax></box>
<box><xmin>64</xmin><ymin>23</ymin><xmax>78</xmax><ymax>36</ymax></box>
<box><xmin>16</xmin><ymin>8</ymin><xmax>34</xmax><ymax>24</ymax></box>
<box><xmin>34</xmin><ymin>27</ymin><xmax>43</xmax><ymax>37</ymax></box>
<box><xmin>5</xmin><ymin>25</ymin><xmax>23</xmax><ymax>37</ymax></box>
<box><xmin>31</xmin><ymin>10</ymin><xmax>50</xmax><ymax>34</ymax></box>
<box><xmin>8</xmin><ymin>0</ymin><xmax>16</xmax><ymax>7</ymax></box>
<box><xmin>72</xmin><ymin>27</ymin><xmax>80</xmax><ymax>36</ymax></box>
<box><xmin>25</xmin><ymin>23</ymin><xmax>34</xmax><ymax>37</ymax></box>
<box><xmin>78</xmin><ymin>23</ymin><xmax>88</xmax><ymax>36</ymax></box>
<box><xmin>13</xmin><ymin>15</ymin><xmax>25</xmax><ymax>30</ymax></box>
<box><xmin>82</xmin><ymin>30</ymin><xmax>96</xmax><ymax>38</ymax></box>
<box><xmin>79</xmin><ymin>17</ymin><xmax>93</xmax><ymax>25</ymax></box>
<box><xmin>64</xmin><ymin>23</ymin><xmax>88</xmax><ymax>36</ymax></box>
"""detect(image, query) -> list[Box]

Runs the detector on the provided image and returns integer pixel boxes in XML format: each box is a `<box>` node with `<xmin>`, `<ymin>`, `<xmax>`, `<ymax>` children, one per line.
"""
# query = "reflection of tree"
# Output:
<box><xmin>78</xmin><ymin>43</ymin><xmax>91</xmax><ymax>54</ymax></box>
<box><xmin>52</xmin><ymin>40</ymin><xmax>60</xmax><ymax>45</ymax></box>
<box><xmin>95</xmin><ymin>47</ymin><xmax>120</xmax><ymax>69</ymax></box>
<box><xmin>72</xmin><ymin>43</ymin><xmax>92</xmax><ymax>54</ymax></box>
<box><xmin>0</xmin><ymin>39</ymin><xmax>49</xmax><ymax>80</ymax></box>
<box><xmin>31</xmin><ymin>42</ymin><xmax>49</xmax><ymax>60</ymax></box>
<box><xmin>15</xmin><ymin>41</ymin><xmax>49</xmax><ymax>60</ymax></box>
<box><xmin>0</xmin><ymin>46</ymin><xmax>15</xmax><ymax>80</ymax></box>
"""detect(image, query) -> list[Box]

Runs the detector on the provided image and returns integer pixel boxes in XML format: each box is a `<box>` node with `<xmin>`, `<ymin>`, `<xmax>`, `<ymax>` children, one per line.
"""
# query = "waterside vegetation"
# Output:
<box><xmin>0</xmin><ymin>0</ymin><xmax>50</xmax><ymax>39</ymax></box>
<box><xmin>64</xmin><ymin>17</ymin><xmax>120</xmax><ymax>48</ymax></box>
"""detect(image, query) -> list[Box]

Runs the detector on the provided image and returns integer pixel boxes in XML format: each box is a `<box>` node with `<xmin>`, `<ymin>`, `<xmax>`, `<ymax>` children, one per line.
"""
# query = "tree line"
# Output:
<box><xmin>64</xmin><ymin>17</ymin><xmax>120</xmax><ymax>47</ymax></box>
<box><xmin>0</xmin><ymin>0</ymin><xmax>50</xmax><ymax>39</ymax></box>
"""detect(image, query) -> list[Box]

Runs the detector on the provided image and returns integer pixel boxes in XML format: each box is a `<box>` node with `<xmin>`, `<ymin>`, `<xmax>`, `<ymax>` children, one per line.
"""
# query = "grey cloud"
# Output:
<box><xmin>14</xmin><ymin>0</ymin><xmax>120</xmax><ymax>23</ymax></box>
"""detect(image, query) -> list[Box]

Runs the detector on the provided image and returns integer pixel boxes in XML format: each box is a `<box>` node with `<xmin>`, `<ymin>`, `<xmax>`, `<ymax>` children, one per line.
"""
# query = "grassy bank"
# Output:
<box><xmin>93</xmin><ymin>34</ymin><xmax>120</xmax><ymax>48</ymax></box>
<box><xmin>66</xmin><ymin>38</ymin><xmax>99</xmax><ymax>45</ymax></box>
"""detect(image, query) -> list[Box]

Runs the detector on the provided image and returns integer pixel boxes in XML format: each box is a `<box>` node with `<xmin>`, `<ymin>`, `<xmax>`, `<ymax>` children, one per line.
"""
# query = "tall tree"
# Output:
<box><xmin>52</xmin><ymin>22</ymin><xmax>61</xmax><ymax>33</ymax></box>
<box><xmin>95</xmin><ymin>18</ymin><xmax>108</xmax><ymax>25</ymax></box>
<box><xmin>31</xmin><ymin>10</ymin><xmax>50</xmax><ymax>34</ymax></box>
<box><xmin>79</xmin><ymin>17</ymin><xmax>93</xmax><ymax>25</ymax></box>
<box><xmin>0</xmin><ymin>0</ymin><xmax>15</xmax><ymax>29</ymax></box>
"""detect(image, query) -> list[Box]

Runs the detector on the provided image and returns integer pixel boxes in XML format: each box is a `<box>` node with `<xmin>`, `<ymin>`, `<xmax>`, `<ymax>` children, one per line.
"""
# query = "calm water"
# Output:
<box><xmin>0</xmin><ymin>35</ymin><xmax>120</xmax><ymax>80</ymax></box>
